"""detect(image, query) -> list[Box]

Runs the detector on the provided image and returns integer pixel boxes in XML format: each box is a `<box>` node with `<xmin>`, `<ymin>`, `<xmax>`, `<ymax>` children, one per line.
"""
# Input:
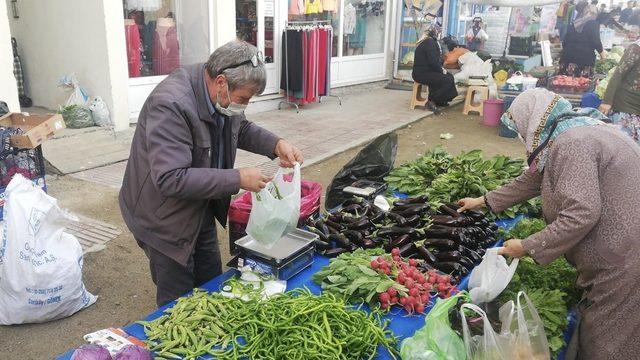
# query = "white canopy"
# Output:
<box><xmin>460</xmin><ymin>0</ymin><xmax>561</xmax><ymax>6</ymax></box>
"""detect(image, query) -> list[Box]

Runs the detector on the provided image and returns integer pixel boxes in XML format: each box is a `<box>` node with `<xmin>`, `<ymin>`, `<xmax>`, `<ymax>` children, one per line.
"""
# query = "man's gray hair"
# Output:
<box><xmin>205</xmin><ymin>40</ymin><xmax>266</xmax><ymax>94</ymax></box>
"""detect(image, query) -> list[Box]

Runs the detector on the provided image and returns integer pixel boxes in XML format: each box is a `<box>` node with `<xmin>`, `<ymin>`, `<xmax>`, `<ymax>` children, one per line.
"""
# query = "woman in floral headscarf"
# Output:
<box><xmin>457</xmin><ymin>88</ymin><xmax>640</xmax><ymax>360</ymax></box>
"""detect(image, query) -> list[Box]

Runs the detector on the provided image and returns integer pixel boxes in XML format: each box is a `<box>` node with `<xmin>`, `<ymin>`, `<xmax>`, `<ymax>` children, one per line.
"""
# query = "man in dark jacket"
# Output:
<box><xmin>119</xmin><ymin>40</ymin><xmax>303</xmax><ymax>306</ymax></box>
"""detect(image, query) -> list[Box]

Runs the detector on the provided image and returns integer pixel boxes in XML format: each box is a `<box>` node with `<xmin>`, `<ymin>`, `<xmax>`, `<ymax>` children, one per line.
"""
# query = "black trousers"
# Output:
<box><xmin>413</xmin><ymin>71</ymin><xmax>458</xmax><ymax>106</ymax></box>
<box><xmin>138</xmin><ymin>215</ymin><xmax>222</xmax><ymax>307</ymax></box>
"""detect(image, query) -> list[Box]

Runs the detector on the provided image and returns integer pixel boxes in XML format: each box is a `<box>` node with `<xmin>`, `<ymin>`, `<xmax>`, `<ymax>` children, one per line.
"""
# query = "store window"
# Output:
<box><xmin>236</xmin><ymin>0</ymin><xmax>274</xmax><ymax>63</ymax></box>
<box><xmin>343</xmin><ymin>0</ymin><xmax>386</xmax><ymax>56</ymax></box>
<box><xmin>397</xmin><ymin>1</ymin><xmax>443</xmax><ymax>71</ymax></box>
<box><xmin>288</xmin><ymin>0</ymin><xmax>340</xmax><ymax>57</ymax></box>
<box><xmin>123</xmin><ymin>0</ymin><xmax>210</xmax><ymax>78</ymax></box>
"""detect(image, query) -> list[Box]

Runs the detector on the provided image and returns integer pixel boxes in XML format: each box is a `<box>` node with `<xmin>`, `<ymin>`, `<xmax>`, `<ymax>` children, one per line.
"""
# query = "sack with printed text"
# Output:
<box><xmin>0</xmin><ymin>174</ymin><xmax>96</xmax><ymax>325</ymax></box>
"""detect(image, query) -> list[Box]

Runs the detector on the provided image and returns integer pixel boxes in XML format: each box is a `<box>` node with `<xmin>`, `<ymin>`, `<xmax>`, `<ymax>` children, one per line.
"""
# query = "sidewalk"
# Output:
<box><xmin>53</xmin><ymin>86</ymin><xmax>462</xmax><ymax>188</ymax></box>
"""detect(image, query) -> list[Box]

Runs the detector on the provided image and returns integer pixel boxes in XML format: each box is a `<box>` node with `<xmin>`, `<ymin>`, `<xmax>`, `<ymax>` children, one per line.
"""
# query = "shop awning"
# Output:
<box><xmin>460</xmin><ymin>0</ymin><xmax>560</xmax><ymax>6</ymax></box>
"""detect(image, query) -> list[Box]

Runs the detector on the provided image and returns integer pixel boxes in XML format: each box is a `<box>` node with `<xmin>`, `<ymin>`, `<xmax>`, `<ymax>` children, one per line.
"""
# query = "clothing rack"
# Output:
<box><xmin>278</xmin><ymin>20</ymin><xmax>342</xmax><ymax>113</ymax></box>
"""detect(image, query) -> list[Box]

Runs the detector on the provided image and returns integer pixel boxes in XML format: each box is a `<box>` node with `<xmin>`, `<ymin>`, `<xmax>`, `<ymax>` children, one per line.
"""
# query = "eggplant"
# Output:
<box><xmin>369</xmin><ymin>212</ymin><xmax>386</xmax><ymax>224</ymax></box>
<box><xmin>490</xmin><ymin>223</ymin><xmax>499</xmax><ymax>231</ymax></box>
<box><xmin>342</xmin><ymin>204</ymin><xmax>363</xmax><ymax>214</ymax></box>
<box><xmin>405</xmin><ymin>215</ymin><xmax>421</xmax><ymax>228</ymax></box>
<box><xmin>425</xmin><ymin>228</ymin><xmax>464</xmax><ymax>242</ymax></box>
<box><xmin>417</xmin><ymin>246</ymin><xmax>438</xmax><ymax>264</ymax></box>
<box><xmin>391</xmin><ymin>234</ymin><xmax>411</xmax><ymax>249</ymax></box>
<box><xmin>343</xmin><ymin>230</ymin><xmax>365</xmax><ymax>246</ymax></box>
<box><xmin>399</xmin><ymin>242</ymin><xmax>417</xmax><ymax>257</ymax></box>
<box><xmin>341</xmin><ymin>197</ymin><xmax>364</xmax><ymax>207</ymax></box>
<box><xmin>362</xmin><ymin>239</ymin><xmax>376</xmax><ymax>249</ymax></box>
<box><xmin>307</xmin><ymin>226</ymin><xmax>329</xmax><ymax>242</ymax></box>
<box><xmin>439</xmin><ymin>204</ymin><xmax>461</xmax><ymax>218</ymax></box>
<box><xmin>315</xmin><ymin>219</ymin><xmax>330</xmax><ymax>236</ymax></box>
<box><xmin>458</xmin><ymin>256</ymin><xmax>475</xmax><ymax>270</ymax></box>
<box><xmin>462</xmin><ymin>247</ymin><xmax>482</xmax><ymax>263</ymax></box>
<box><xmin>322</xmin><ymin>247</ymin><xmax>348</xmax><ymax>258</ymax></box>
<box><xmin>423</xmin><ymin>238</ymin><xmax>458</xmax><ymax>250</ymax></box>
<box><xmin>371</xmin><ymin>237</ymin><xmax>385</xmax><ymax>246</ymax></box>
<box><xmin>393</xmin><ymin>204</ymin><xmax>430</xmax><ymax>217</ymax></box>
<box><xmin>347</xmin><ymin>218</ymin><xmax>372</xmax><ymax>231</ymax></box>
<box><xmin>326</xmin><ymin>226</ymin><xmax>340</xmax><ymax>235</ymax></box>
<box><xmin>386</xmin><ymin>212</ymin><xmax>407</xmax><ymax>226</ymax></box>
<box><xmin>393</xmin><ymin>195</ymin><xmax>429</xmax><ymax>207</ymax></box>
<box><xmin>377</xmin><ymin>226</ymin><xmax>416</xmax><ymax>238</ymax></box>
<box><xmin>325</xmin><ymin>219</ymin><xmax>344</xmax><ymax>231</ymax></box>
<box><xmin>329</xmin><ymin>234</ymin><xmax>351</xmax><ymax>248</ymax></box>
<box><xmin>435</xmin><ymin>261</ymin><xmax>464</xmax><ymax>274</ymax></box>
<box><xmin>434</xmin><ymin>250</ymin><xmax>462</xmax><ymax>262</ymax></box>
<box><xmin>314</xmin><ymin>239</ymin><xmax>332</xmax><ymax>251</ymax></box>
<box><xmin>465</xmin><ymin>209</ymin><xmax>486</xmax><ymax>221</ymax></box>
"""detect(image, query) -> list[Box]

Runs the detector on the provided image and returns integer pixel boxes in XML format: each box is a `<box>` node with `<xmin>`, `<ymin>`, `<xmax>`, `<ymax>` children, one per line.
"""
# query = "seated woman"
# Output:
<box><xmin>412</xmin><ymin>24</ymin><xmax>458</xmax><ymax>114</ymax></box>
<box><xmin>598</xmin><ymin>39</ymin><xmax>640</xmax><ymax>144</ymax></box>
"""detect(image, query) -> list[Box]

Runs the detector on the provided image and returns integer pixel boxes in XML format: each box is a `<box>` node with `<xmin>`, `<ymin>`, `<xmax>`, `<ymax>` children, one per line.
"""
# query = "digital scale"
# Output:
<box><xmin>232</xmin><ymin>228</ymin><xmax>317</xmax><ymax>280</ymax></box>
<box><xmin>342</xmin><ymin>180</ymin><xmax>388</xmax><ymax>200</ymax></box>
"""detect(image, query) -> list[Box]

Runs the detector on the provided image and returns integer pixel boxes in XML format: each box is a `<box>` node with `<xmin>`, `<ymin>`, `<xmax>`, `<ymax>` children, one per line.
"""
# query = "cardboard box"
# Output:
<box><xmin>0</xmin><ymin>112</ymin><xmax>66</xmax><ymax>148</ymax></box>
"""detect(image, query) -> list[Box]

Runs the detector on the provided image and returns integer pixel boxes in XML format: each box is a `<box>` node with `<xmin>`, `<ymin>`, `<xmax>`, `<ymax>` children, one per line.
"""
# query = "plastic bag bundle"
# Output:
<box><xmin>499</xmin><ymin>292</ymin><xmax>550</xmax><ymax>360</ymax></box>
<box><xmin>246</xmin><ymin>164</ymin><xmax>301</xmax><ymax>248</ymax></box>
<box><xmin>468</xmin><ymin>248</ymin><xmax>519</xmax><ymax>304</ymax></box>
<box><xmin>88</xmin><ymin>97</ymin><xmax>111</xmax><ymax>127</ymax></box>
<box><xmin>460</xmin><ymin>303</ymin><xmax>515</xmax><ymax>360</ymax></box>
<box><xmin>0</xmin><ymin>174</ymin><xmax>97</xmax><ymax>324</ymax></box>
<box><xmin>400</xmin><ymin>292</ymin><xmax>469</xmax><ymax>360</ymax></box>
<box><xmin>58</xmin><ymin>74</ymin><xmax>94</xmax><ymax>129</ymax></box>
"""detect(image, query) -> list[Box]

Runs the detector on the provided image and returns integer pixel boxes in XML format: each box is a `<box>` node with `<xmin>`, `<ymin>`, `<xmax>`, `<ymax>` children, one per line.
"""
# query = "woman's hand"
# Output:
<box><xmin>456</xmin><ymin>197</ymin><xmax>485</xmax><ymax>212</ymax></box>
<box><xmin>598</xmin><ymin>103</ymin><xmax>612</xmax><ymax>115</ymax></box>
<box><xmin>497</xmin><ymin>239</ymin><xmax>526</xmax><ymax>258</ymax></box>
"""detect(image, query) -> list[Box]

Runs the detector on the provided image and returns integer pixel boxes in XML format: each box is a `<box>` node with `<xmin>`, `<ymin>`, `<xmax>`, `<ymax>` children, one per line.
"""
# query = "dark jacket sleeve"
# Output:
<box><xmin>146</xmin><ymin>100</ymin><xmax>241</xmax><ymax>200</ymax></box>
<box><xmin>236</xmin><ymin>116</ymin><xmax>281</xmax><ymax>159</ymax></box>
<box><xmin>588</xmin><ymin>22</ymin><xmax>603</xmax><ymax>54</ymax></box>
<box><xmin>424</xmin><ymin>39</ymin><xmax>443</xmax><ymax>73</ymax></box>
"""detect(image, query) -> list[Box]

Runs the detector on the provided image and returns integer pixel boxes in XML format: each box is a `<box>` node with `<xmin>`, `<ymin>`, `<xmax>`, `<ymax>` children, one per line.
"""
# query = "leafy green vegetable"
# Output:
<box><xmin>499</xmin><ymin>217</ymin><xmax>547</xmax><ymax>240</ymax></box>
<box><xmin>385</xmin><ymin>146</ymin><xmax>542</xmax><ymax>219</ymax></box>
<box><xmin>312</xmin><ymin>249</ymin><xmax>407</xmax><ymax>305</ymax></box>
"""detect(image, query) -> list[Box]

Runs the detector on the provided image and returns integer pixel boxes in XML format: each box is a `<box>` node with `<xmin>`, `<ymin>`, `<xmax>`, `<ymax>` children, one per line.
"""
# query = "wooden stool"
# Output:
<box><xmin>463</xmin><ymin>85</ymin><xmax>489</xmax><ymax>115</ymax></box>
<box><xmin>409</xmin><ymin>82</ymin><xmax>429</xmax><ymax>110</ymax></box>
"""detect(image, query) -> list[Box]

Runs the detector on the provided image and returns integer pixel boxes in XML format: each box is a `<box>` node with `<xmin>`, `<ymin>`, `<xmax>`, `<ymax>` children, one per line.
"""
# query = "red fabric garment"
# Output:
<box><xmin>317</xmin><ymin>28</ymin><xmax>328</xmax><ymax>96</ymax></box>
<box><xmin>304</xmin><ymin>29</ymin><xmax>318</xmax><ymax>103</ymax></box>
<box><xmin>152</xmin><ymin>22</ymin><xmax>180</xmax><ymax>75</ymax></box>
<box><xmin>125</xmin><ymin>23</ymin><xmax>142</xmax><ymax>77</ymax></box>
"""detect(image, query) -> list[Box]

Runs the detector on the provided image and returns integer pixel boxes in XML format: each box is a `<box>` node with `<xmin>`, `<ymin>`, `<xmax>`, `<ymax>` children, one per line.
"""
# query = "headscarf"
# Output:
<box><xmin>417</xmin><ymin>23</ymin><xmax>442</xmax><ymax>45</ymax></box>
<box><xmin>500</xmin><ymin>88</ymin><xmax>607</xmax><ymax>173</ymax></box>
<box><xmin>573</xmin><ymin>1</ymin><xmax>598</xmax><ymax>32</ymax></box>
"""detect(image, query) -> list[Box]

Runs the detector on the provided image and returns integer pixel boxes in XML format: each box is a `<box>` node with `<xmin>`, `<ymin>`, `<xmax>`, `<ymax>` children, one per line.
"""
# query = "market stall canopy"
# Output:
<box><xmin>460</xmin><ymin>0</ymin><xmax>560</xmax><ymax>6</ymax></box>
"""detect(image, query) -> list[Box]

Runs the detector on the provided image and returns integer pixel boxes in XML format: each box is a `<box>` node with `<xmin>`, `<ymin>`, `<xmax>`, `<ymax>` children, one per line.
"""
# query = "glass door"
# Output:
<box><xmin>235</xmin><ymin>0</ymin><xmax>279</xmax><ymax>95</ymax></box>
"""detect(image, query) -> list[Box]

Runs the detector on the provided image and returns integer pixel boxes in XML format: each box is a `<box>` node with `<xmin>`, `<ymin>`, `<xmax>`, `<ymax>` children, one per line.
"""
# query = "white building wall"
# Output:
<box><xmin>6</xmin><ymin>0</ymin><xmax>129</xmax><ymax>131</ymax></box>
<box><xmin>0</xmin><ymin>2</ymin><xmax>19</xmax><ymax>111</ymax></box>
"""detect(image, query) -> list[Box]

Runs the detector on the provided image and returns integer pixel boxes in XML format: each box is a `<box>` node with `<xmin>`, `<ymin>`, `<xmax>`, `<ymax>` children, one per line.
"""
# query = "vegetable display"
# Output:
<box><xmin>548</xmin><ymin>75</ymin><xmax>591</xmax><ymax>93</ymax></box>
<box><xmin>139</xmin><ymin>288</ymin><xmax>398</xmax><ymax>360</ymax></box>
<box><xmin>499</xmin><ymin>218</ymin><xmax>581</xmax><ymax>358</ymax></box>
<box><xmin>384</xmin><ymin>146</ymin><xmax>541</xmax><ymax>219</ymax></box>
<box><xmin>313</xmin><ymin>248</ymin><xmax>457</xmax><ymax>314</ymax></box>
<box><xmin>309</xmin><ymin>194</ymin><xmax>501</xmax><ymax>282</ymax></box>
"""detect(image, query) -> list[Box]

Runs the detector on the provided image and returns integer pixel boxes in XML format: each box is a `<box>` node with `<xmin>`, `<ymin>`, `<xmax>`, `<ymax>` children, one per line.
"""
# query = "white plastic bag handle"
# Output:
<box><xmin>468</xmin><ymin>248</ymin><xmax>519</xmax><ymax>304</ymax></box>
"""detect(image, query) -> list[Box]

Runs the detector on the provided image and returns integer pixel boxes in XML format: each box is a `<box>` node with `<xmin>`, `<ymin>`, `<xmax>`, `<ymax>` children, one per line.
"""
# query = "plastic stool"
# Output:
<box><xmin>463</xmin><ymin>86</ymin><xmax>489</xmax><ymax>115</ymax></box>
<box><xmin>409</xmin><ymin>82</ymin><xmax>429</xmax><ymax>110</ymax></box>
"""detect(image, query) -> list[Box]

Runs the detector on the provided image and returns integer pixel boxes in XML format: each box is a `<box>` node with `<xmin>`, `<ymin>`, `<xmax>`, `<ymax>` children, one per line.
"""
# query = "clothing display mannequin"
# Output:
<box><xmin>153</xmin><ymin>17</ymin><xmax>180</xmax><ymax>75</ymax></box>
<box><xmin>125</xmin><ymin>19</ymin><xmax>142</xmax><ymax>77</ymax></box>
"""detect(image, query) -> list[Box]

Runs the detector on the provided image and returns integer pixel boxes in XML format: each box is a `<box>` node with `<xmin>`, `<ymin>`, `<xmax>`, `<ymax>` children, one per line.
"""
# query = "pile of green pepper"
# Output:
<box><xmin>139</xmin><ymin>288</ymin><xmax>398</xmax><ymax>360</ymax></box>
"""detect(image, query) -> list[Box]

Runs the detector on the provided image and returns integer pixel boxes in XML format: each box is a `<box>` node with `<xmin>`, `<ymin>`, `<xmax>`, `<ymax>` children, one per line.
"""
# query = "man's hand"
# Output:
<box><xmin>275</xmin><ymin>139</ymin><xmax>303</xmax><ymax>168</ymax></box>
<box><xmin>239</xmin><ymin>168</ymin><xmax>271</xmax><ymax>192</ymax></box>
<box><xmin>456</xmin><ymin>196</ymin><xmax>485</xmax><ymax>212</ymax></box>
<box><xmin>598</xmin><ymin>103</ymin><xmax>612</xmax><ymax>115</ymax></box>
<box><xmin>497</xmin><ymin>239</ymin><xmax>526</xmax><ymax>258</ymax></box>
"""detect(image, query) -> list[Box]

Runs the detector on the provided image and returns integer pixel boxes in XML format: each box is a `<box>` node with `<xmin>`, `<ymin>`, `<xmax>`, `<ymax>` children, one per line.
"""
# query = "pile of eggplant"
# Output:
<box><xmin>306</xmin><ymin>196</ymin><xmax>499</xmax><ymax>283</ymax></box>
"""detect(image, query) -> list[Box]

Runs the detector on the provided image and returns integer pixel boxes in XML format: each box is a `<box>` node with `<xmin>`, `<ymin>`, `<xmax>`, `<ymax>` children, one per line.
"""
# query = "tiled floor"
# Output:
<box><xmin>68</xmin><ymin>87</ymin><xmax>461</xmax><ymax>188</ymax></box>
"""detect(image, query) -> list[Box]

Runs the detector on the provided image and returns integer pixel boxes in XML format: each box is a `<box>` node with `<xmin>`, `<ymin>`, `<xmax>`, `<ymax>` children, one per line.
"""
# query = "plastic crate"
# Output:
<box><xmin>0</xmin><ymin>145</ymin><xmax>47</xmax><ymax>220</ymax></box>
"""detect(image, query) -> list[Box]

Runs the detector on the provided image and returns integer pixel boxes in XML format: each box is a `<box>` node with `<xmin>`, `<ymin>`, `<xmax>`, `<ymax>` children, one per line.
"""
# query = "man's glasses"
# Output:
<box><xmin>219</xmin><ymin>51</ymin><xmax>264</xmax><ymax>74</ymax></box>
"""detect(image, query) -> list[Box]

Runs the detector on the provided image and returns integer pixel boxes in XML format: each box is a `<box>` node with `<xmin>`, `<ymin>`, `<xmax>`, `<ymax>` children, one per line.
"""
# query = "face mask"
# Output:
<box><xmin>215</xmin><ymin>81</ymin><xmax>247</xmax><ymax>116</ymax></box>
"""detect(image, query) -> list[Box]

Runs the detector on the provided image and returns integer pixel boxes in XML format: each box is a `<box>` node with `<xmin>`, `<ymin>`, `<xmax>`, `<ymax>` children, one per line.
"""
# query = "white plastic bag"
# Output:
<box><xmin>246</xmin><ymin>164</ymin><xmax>301</xmax><ymax>248</ymax></box>
<box><xmin>0</xmin><ymin>174</ymin><xmax>97</xmax><ymax>325</ymax></box>
<box><xmin>58</xmin><ymin>74</ymin><xmax>89</xmax><ymax>107</ymax></box>
<box><xmin>468</xmin><ymin>248</ymin><xmax>519</xmax><ymax>304</ymax></box>
<box><xmin>88</xmin><ymin>96</ymin><xmax>112</xmax><ymax>127</ymax></box>
<box><xmin>460</xmin><ymin>303</ymin><xmax>515</xmax><ymax>360</ymax></box>
<box><xmin>499</xmin><ymin>292</ymin><xmax>551</xmax><ymax>360</ymax></box>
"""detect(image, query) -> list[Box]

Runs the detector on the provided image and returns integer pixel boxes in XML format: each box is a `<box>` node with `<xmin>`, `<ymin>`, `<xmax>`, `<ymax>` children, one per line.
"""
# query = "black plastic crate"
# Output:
<box><xmin>0</xmin><ymin>145</ymin><xmax>46</xmax><ymax>187</ymax></box>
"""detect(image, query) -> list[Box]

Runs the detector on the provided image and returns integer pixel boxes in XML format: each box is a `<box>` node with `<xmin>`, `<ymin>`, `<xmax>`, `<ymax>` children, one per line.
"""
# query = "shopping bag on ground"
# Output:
<box><xmin>460</xmin><ymin>303</ymin><xmax>516</xmax><ymax>360</ymax></box>
<box><xmin>499</xmin><ymin>292</ymin><xmax>550</xmax><ymax>360</ymax></box>
<box><xmin>400</xmin><ymin>292</ymin><xmax>469</xmax><ymax>360</ymax></box>
<box><xmin>246</xmin><ymin>163</ymin><xmax>301</xmax><ymax>248</ymax></box>
<box><xmin>0</xmin><ymin>174</ymin><xmax>97</xmax><ymax>325</ymax></box>
<box><xmin>468</xmin><ymin>248</ymin><xmax>519</xmax><ymax>304</ymax></box>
